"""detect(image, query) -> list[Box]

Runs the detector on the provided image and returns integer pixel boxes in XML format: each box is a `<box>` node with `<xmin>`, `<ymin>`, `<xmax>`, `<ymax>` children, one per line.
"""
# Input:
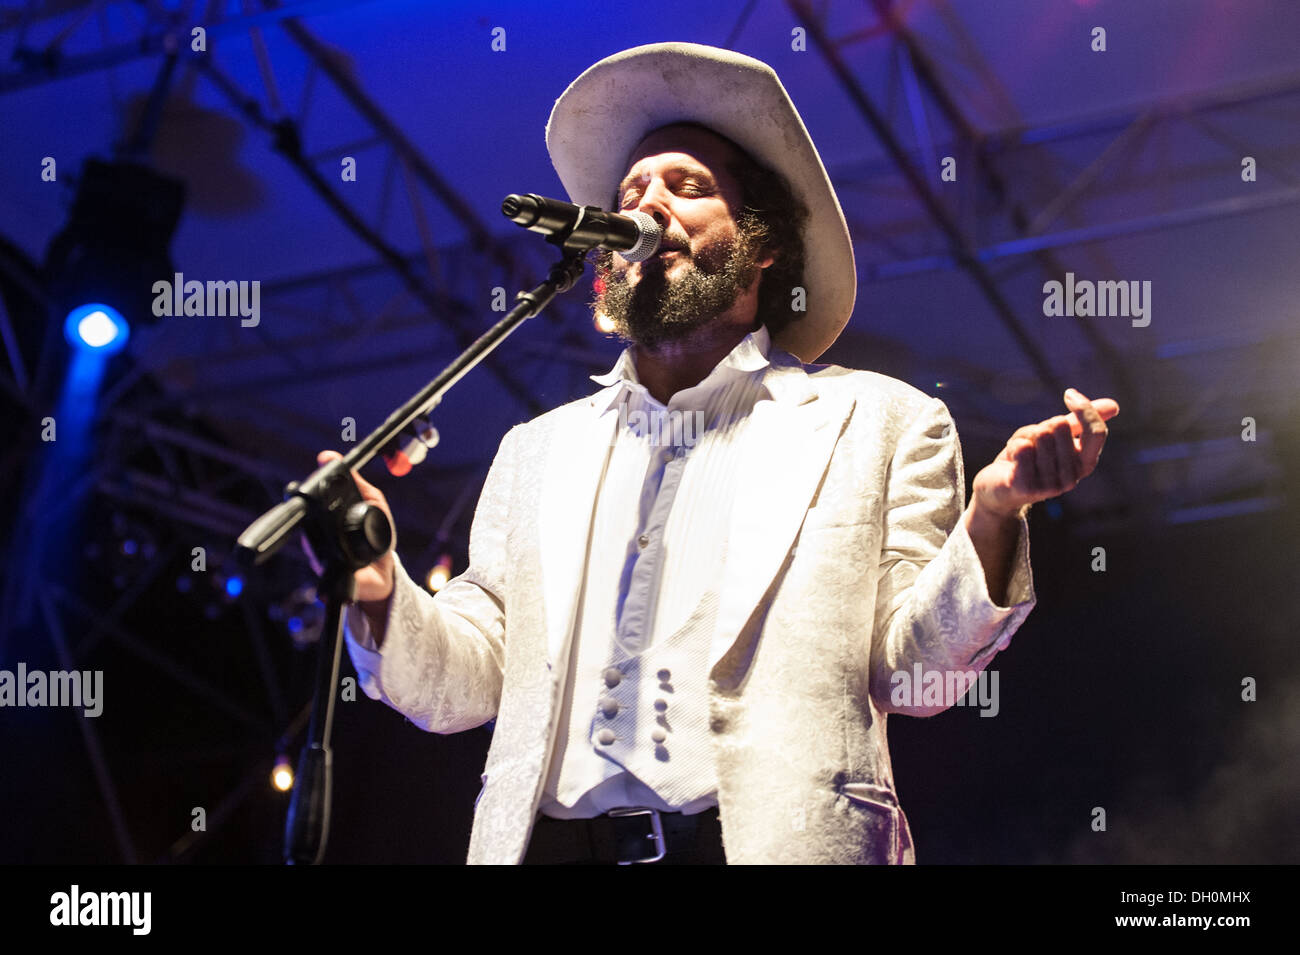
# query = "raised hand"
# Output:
<box><xmin>972</xmin><ymin>388</ymin><xmax>1119</xmax><ymax>519</ymax></box>
<box><xmin>302</xmin><ymin>450</ymin><xmax>397</xmax><ymax>605</ymax></box>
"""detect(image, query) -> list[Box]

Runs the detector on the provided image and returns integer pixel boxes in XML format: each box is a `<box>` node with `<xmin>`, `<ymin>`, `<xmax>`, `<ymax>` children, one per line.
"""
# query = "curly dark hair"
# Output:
<box><xmin>597</xmin><ymin>123</ymin><xmax>808</xmax><ymax>338</ymax></box>
<box><xmin>723</xmin><ymin>145</ymin><xmax>808</xmax><ymax>339</ymax></box>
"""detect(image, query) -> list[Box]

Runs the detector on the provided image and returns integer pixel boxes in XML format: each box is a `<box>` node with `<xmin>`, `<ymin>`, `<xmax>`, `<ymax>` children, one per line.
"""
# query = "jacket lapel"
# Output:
<box><xmin>709</xmin><ymin>359</ymin><xmax>855</xmax><ymax>674</ymax></box>
<box><xmin>539</xmin><ymin>388</ymin><xmax>620</xmax><ymax>664</ymax></box>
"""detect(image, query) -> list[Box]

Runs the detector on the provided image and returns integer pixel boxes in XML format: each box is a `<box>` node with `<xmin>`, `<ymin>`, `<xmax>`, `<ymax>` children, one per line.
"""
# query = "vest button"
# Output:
<box><xmin>657</xmin><ymin>668</ymin><xmax>671</xmax><ymax>682</ymax></box>
<box><xmin>653</xmin><ymin>698</ymin><xmax>668</xmax><ymax>712</ymax></box>
<box><xmin>637</xmin><ymin>533</ymin><xmax>650</xmax><ymax>549</ymax></box>
<box><xmin>602</xmin><ymin>667</ymin><xmax>623</xmax><ymax>687</ymax></box>
<box><xmin>651</xmin><ymin>727</ymin><xmax>667</xmax><ymax>743</ymax></box>
<box><xmin>599</xmin><ymin>696</ymin><xmax>619</xmax><ymax>718</ymax></box>
<box><xmin>597</xmin><ymin>728</ymin><xmax>616</xmax><ymax>745</ymax></box>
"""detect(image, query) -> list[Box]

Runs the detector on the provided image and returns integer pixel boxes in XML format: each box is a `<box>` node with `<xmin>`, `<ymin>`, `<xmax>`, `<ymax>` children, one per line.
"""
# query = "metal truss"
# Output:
<box><xmin>0</xmin><ymin>0</ymin><xmax>373</xmax><ymax>94</ymax></box>
<box><xmin>10</xmin><ymin>404</ymin><xmax>483</xmax><ymax>861</ymax></box>
<box><xmin>840</xmin><ymin>63</ymin><xmax>1300</xmax><ymax>281</ymax></box>
<box><xmin>788</xmin><ymin>0</ymin><xmax>1292</xmax><ymax>525</ymax></box>
<box><xmin>0</xmin><ymin>0</ymin><xmax>576</xmax><ymax>861</ymax></box>
<box><xmin>0</xmin><ymin>0</ymin><xmax>597</xmax><ymax>564</ymax></box>
<box><xmin>0</xmin><ymin>398</ymin><xmax>323</xmax><ymax>861</ymax></box>
<box><xmin>32</xmin><ymin>569</ymin><xmax>326</xmax><ymax>862</ymax></box>
<box><xmin>1</xmin><ymin>0</ymin><xmax>586</xmax><ymax>416</ymax></box>
<box><xmin>0</xmin><ymin>0</ymin><xmax>606</xmax><ymax>548</ymax></box>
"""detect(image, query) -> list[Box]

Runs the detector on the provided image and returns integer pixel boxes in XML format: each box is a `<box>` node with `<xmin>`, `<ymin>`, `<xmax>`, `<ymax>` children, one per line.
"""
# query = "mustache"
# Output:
<box><xmin>650</xmin><ymin>231</ymin><xmax>691</xmax><ymax>255</ymax></box>
<box><xmin>603</xmin><ymin>235</ymin><xmax>690</xmax><ymax>281</ymax></box>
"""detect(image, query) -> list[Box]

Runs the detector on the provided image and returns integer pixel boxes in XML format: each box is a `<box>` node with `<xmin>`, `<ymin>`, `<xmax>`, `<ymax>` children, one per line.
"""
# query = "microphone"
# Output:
<box><xmin>501</xmin><ymin>194</ymin><xmax>661</xmax><ymax>262</ymax></box>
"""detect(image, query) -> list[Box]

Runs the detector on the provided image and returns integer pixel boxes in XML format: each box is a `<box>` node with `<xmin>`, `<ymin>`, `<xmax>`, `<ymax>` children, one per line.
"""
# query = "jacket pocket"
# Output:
<box><xmin>837</xmin><ymin>781</ymin><xmax>903</xmax><ymax>864</ymax></box>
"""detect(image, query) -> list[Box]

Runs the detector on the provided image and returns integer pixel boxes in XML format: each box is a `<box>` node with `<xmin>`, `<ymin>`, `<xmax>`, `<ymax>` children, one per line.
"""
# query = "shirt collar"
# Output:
<box><xmin>590</xmin><ymin>324</ymin><xmax>772</xmax><ymax>408</ymax></box>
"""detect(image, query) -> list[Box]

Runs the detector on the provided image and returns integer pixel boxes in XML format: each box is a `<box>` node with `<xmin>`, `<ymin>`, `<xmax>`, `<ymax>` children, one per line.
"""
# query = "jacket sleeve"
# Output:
<box><xmin>868</xmin><ymin>397</ymin><xmax>1036</xmax><ymax>716</ymax></box>
<box><xmin>343</xmin><ymin>425</ymin><xmax>519</xmax><ymax>733</ymax></box>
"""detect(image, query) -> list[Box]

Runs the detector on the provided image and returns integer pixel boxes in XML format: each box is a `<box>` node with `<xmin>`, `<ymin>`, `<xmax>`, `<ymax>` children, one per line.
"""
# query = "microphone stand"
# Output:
<box><xmin>236</xmin><ymin>223</ymin><xmax>598</xmax><ymax>865</ymax></box>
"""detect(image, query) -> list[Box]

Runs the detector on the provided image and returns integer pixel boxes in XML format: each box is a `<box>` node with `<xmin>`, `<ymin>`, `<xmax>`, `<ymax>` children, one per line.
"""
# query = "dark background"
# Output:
<box><xmin>1</xmin><ymin>0</ymin><xmax>1296</xmax><ymax>864</ymax></box>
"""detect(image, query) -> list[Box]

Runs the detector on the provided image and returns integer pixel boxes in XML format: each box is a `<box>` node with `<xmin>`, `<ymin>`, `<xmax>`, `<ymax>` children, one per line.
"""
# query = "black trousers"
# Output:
<box><xmin>521</xmin><ymin>807</ymin><xmax>726</xmax><ymax>865</ymax></box>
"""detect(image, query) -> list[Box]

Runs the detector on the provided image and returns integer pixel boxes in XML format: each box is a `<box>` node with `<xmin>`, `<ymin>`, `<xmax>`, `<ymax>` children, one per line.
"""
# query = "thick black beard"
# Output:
<box><xmin>597</xmin><ymin>228</ymin><xmax>761</xmax><ymax>350</ymax></box>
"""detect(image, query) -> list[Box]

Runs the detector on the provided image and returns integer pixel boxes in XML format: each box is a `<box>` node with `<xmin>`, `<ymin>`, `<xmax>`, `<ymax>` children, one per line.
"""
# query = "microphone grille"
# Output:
<box><xmin>620</xmin><ymin>211</ymin><xmax>662</xmax><ymax>263</ymax></box>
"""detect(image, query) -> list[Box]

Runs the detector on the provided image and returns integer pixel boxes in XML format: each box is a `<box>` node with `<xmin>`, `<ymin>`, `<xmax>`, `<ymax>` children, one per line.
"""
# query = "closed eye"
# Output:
<box><xmin>619</xmin><ymin>177</ymin><xmax>714</xmax><ymax>208</ymax></box>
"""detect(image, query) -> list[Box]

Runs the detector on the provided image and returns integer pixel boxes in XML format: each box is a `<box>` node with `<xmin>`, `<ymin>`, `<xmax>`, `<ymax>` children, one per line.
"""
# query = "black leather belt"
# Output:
<box><xmin>525</xmin><ymin>806</ymin><xmax>723</xmax><ymax>865</ymax></box>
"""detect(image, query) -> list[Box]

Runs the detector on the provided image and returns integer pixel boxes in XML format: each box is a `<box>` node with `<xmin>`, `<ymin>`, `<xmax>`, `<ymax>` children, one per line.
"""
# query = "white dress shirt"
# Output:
<box><xmin>537</xmin><ymin>324</ymin><xmax>774</xmax><ymax>818</ymax></box>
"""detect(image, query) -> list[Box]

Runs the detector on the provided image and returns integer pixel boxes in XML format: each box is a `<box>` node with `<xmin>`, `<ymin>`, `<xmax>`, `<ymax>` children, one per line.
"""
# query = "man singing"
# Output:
<box><xmin>320</xmin><ymin>43</ymin><xmax>1118</xmax><ymax>864</ymax></box>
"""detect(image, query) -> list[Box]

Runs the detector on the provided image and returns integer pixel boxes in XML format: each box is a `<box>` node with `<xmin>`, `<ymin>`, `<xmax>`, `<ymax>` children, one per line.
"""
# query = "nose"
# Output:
<box><xmin>634</xmin><ymin>179</ymin><xmax>672</xmax><ymax>230</ymax></box>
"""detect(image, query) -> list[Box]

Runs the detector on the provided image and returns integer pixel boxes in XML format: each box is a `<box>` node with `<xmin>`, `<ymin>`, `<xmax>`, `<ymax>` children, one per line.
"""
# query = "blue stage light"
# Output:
<box><xmin>64</xmin><ymin>303</ymin><xmax>129</xmax><ymax>354</ymax></box>
<box><xmin>225</xmin><ymin>576</ymin><xmax>244</xmax><ymax>598</ymax></box>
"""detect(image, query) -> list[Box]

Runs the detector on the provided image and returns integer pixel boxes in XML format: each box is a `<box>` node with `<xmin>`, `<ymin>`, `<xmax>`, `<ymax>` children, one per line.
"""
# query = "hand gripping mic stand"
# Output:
<box><xmin>235</xmin><ymin>202</ymin><xmax>611</xmax><ymax>864</ymax></box>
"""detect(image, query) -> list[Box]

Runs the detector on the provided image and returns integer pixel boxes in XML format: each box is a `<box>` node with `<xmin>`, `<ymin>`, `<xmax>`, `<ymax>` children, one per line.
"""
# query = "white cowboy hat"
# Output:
<box><xmin>545</xmin><ymin>42</ymin><xmax>856</xmax><ymax>363</ymax></box>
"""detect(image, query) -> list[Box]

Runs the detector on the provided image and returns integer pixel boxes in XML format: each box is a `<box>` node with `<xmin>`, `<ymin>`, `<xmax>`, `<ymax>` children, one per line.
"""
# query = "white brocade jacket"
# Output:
<box><xmin>345</xmin><ymin>345</ymin><xmax>1037</xmax><ymax>864</ymax></box>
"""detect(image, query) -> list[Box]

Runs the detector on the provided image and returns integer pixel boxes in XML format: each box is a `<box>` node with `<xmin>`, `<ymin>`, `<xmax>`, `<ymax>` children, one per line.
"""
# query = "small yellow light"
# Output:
<box><xmin>594</xmin><ymin>311</ymin><xmax>616</xmax><ymax>334</ymax></box>
<box><xmin>427</xmin><ymin>554</ymin><xmax>453</xmax><ymax>592</ymax></box>
<box><xmin>272</xmin><ymin>756</ymin><xmax>294</xmax><ymax>792</ymax></box>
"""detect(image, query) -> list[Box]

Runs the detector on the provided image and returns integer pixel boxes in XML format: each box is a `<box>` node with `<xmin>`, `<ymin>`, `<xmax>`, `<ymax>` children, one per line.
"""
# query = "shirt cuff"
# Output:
<box><xmin>947</xmin><ymin>508</ymin><xmax>1036</xmax><ymax>659</ymax></box>
<box><xmin>343</xmin><ymin>551</ymin><xmax>410</xmax><ymax>701</ymax></box>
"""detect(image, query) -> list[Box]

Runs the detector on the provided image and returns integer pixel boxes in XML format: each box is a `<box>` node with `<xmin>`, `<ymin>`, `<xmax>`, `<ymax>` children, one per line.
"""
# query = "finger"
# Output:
<box><xmin>1006</xmin><ymin>424</ymin><xmax>1041</xmax><ymax>449</ymax></box>
<box><xmin>1064</xmin><ymin>389</ymin><xmax>1120</xmax><ymax>420</ymax></box>
<box><xmin>316</xmin><ymin>449</ymin><xmax>384</xmax><ymax>500</ymax></box>
<box><xmin>1051</xmin><ymin>418</ymin><xmax>1080</xmax><ymax>489</ymax></box>
<box><xmin>1063</xmin><ymin>390</ymin><xmax>1110</xmax><ymax>475</ymax></box>
<box><xmin>1091</xmin><ymin>398</ymin><xmax>1120</xmax><ymax>420</ymax></box>
<box><xmin>1006</xmin><ymin>434</ymin><xmax>1036</xmax><ymax>457</ymax></box>
<box><xmin>1009</xmin><ymin>436</ymin><xmax>1039</xmax><ymax>495</ymax></box>
<box><xmin>1032</xmin><ymin>426</ymin><xmax>1060</xmax><ymax>492</ymax></box>
<box><xmin>1049</xmin><ymin>411</ymin><xmax>1084</xmax><ymax>441</ymax></box>
<box><xmin>998</xmin><ymin>428</ymin><xmax>1040</xmax><ymax>467</ymax></box>
<box><xmin>1016</xmin><ymin>412</ymin><xmax>1084</xmax><ymax>445</ymax></box>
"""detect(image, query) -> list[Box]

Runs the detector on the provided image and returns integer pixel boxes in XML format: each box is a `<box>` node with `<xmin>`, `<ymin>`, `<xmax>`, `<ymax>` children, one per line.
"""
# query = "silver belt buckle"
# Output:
<box><xmin>609</xmin><ymin>806</ymin><xmax>666</xmax><ymax>864</ymax></box>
